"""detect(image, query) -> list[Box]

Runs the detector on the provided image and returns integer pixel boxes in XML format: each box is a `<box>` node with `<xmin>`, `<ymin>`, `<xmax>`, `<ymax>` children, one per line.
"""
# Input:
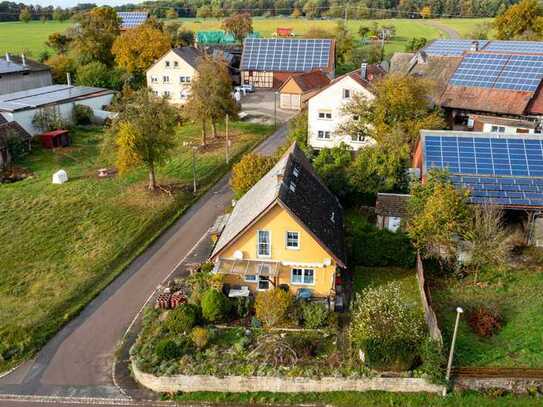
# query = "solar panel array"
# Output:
<box><xmin>423</xmin><ymin>39</ymin><xmax>489</xmax><ymax>56</ymax></box>
<box><xmin>118</xmin><ymin>12</ymin><xmax>149</xmax><ymax>29</ymax></box>
<box><xmin>423</xmin><ymin>133</ymin><xmax>543</xmax><ymax>207</ymax></box>
<box><xmin>483</xmin><ymin>40</ymin><xmax>543</xmax><ymax>54</ymax></box>
<box><xmin>240</xmin><ymin>38</ymin><xmax>333</xmax><ymax>72</ymax></box>
<box><xmin>449</xmin><ymin>53</ymin><xmax>543</xmax><ymax>92</ymax></box>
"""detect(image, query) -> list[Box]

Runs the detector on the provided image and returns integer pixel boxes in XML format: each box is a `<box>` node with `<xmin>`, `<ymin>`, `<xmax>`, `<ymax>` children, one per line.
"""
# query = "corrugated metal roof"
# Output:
<box><xmin>0</xmin><ymin>85</ymin><xmax>114</xmax><ymax>112</ymax></box>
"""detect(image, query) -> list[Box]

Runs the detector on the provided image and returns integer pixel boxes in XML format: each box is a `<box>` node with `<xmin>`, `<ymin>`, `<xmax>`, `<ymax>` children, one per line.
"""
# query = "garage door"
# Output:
<box><xmin>280</xmin><ymin>93</ymin><xmax>301</xmax><ymax>110</ymax></box>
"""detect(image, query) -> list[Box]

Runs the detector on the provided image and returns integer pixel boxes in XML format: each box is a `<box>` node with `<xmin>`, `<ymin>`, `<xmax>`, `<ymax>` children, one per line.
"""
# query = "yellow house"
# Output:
<box><xmin>210</xmin><ymin>143</ymin><xmax>346</xmax><ymax>300</ymax></box>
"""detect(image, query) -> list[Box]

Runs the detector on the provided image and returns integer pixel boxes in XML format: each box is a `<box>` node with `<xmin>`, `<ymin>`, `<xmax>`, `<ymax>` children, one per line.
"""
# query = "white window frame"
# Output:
<box><xmin>491</xmin><ymin>125</ymin><xmax>506</xmax><ymax>133</ymax></box>
<box><xmin>244</xmin><ymin>274</ymin><xmax>257</xmax><ymax>282</ymax></box>
<box><xmin>317</xmin><ymin>130</ymin><xmax>331</xmax><ymax>139</ymax></box>
<box><xmin>318</xmin><ymin>111</ymin><xmax>332</xmax><ymax>120</ymax></box>
<box><xmin>163</xmin><ymin>90</ymin><xmax>170</xmax><ymax>97</ymax></box>
<box><xmin>151</xmin><ymin>76</ymin><xmax>158</xmax><ymax>83</ymax></box>
<box><xmin>285</xmin><ymin>231</ymin><xmax>300</xmax><ymax>250</ymax></box>
<box><xmin>174</xmin><ymin>61</ymin><xmax>179</xmax><ymax>68</ymax></box>
<box><xmin>257</xmin><ymin>230</ymin><xmax>271</xmax><ymax>258</ymax></box>
<box><xmin>163</xmin><ymin>75</ymin><xmax>170</xmax><ymax>83</ymax></box>
<box><xmin>257</xmin><ymin>275</ymin><xmax>270</xmax><ymax>291</ymax></box>
<box><xmin>165</xmin><ymin>61</ymin><xmax>170</xmax><ymax>68</ymax></box>
<box><xmin>291</xmin><ymin>268</ymin><xmax>315</xmax><ymax>286</ymax></box>
<box><xmin>342</xmin><ymin>89</ymin><xmax>351</xmax><ymax>99</ymax></box>
<box><xmin>180</xmin><ymin>76</ymin><xmax>186</xmax><ymax>83</ymax></box>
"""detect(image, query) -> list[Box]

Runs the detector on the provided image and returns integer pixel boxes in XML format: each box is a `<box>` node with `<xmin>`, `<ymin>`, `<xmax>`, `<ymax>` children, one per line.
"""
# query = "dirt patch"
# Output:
<box><xmin>1</xmin><ymin>166</ymin><xmax>33</xmax><ymax>183</ymax></box>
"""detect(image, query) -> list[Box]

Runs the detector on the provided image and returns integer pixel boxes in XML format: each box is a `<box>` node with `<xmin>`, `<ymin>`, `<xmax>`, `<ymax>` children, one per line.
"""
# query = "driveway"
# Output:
<box><xmin>421</xmin><ymin>19</ymin><xmax>461</xmax><ymax>39</ymax></box>
<box><xmin>240</xmin><ymin>90</ymin><xmax>298</xmax><ymax>125</ymax></box>
<box><xmin>0</xmin><ymin>125</ymin><xmax>288</xmax><ymax>401</ymax></box>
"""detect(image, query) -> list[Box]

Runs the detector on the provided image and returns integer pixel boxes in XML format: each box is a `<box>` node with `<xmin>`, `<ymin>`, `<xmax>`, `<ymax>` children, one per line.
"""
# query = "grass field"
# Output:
<box><xmin>0</xmin><ymin>17</ymin><xmax>492</xmax><ymax>60</ymax></box>
<box><xmin>0</xmin><ymin>21</ymin><xmax>71</xmax><ymax>56</ymax></box>
<box><xmin>171</xmin><ymin>390</ymin><xmax>542</xmax><ymax>406</ymax></box>
<box><xmin>0</xmin><ymin>122</ymin><xmax>272</xmax><ymax>372</ymax></box>
<box><xmin>433</xmin><ymin>17</ymin><xmax>494</xmax><ymax>38</ymax></box>
<box><xmin>430</xmin><ymin>249</ymin><xmax>543</xmax><ymax>368</ymax></box>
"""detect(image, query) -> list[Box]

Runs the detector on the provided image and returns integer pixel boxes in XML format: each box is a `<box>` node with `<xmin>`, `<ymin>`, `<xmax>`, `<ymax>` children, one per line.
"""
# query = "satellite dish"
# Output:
<box><xmin>234</xmin><ymin>250</ymin><xmax>244</xmax><ymax>260</ymax></box>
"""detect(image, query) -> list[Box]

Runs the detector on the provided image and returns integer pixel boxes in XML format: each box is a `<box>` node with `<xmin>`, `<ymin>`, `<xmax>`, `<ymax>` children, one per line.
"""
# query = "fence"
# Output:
<box><xmin>416</xmin><ymin>253</ymin><xmax>443</xmax><ymax>345</ymax></box>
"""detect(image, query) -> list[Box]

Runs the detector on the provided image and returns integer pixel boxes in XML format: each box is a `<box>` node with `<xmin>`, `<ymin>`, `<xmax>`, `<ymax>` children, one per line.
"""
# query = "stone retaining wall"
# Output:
<box><xmin>455</xmin><ymin>377</ymin><xmax>543</xmax><ymax>394</ymax></box>
<box><xmin>132</xmin><ymin>361</ymin><xmax>445</xmax><ymax>394</ymax></box>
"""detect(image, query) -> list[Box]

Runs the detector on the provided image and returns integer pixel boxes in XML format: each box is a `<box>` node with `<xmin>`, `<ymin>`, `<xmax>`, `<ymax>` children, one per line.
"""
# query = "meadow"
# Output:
<box><xmin>0</xmin><ymin>122</ymin><xmax>272</xmax><ymax>372</ymax></box>
<box><xmin>0</xmin><ymin>17</ymin><xmax>492</xmax><ymax>58</ymax></box>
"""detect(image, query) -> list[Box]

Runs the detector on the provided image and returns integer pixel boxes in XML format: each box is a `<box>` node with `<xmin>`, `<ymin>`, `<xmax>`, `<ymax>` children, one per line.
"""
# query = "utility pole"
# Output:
<box><xmin>344</xmin><ymin>5</ymin><xmax>348</xmax><ymax>24</ymax></box>
<box><xmin>191</xmin><ymin>146</ymin><xmax>197</xmax><ymax>193</ymax></box>
<box><xmin>225</xmin><ymin>113</ymin><xmax>230</xmax><ymax>164</ymax></box>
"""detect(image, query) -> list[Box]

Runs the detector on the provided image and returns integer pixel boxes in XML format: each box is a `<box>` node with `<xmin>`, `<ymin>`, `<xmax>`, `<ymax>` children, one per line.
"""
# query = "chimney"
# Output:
<box><xmin>470</xmin><ymin>41</ymin><xmax>479</xmax><ymax>52</ymax></box>
<box><xmin>360</xmin><ymin>63</ymin><xmax>368</xmax><ymax>80</ymax></box>
<box><xmin>66</xmin><ymin>72</ymin><xmax>72</xmax><ymax>86</ymax></box>
<box><xmin>21</xmin><ymin>53</ymin><xmax>26</xmax><ymax>66</ymax></box>
<box><xmin>5</xmin><ymin>52</ymin><xmax>10</xmax><ymax>63</ymax></box>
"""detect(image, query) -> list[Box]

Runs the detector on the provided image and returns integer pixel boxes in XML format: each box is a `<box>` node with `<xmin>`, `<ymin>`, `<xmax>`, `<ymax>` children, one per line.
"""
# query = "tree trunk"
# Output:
<box><xmin>148</xmin><ymin>163</ymin><xmax>156</xmax><ymax>191</ymax></box>
<box><xmin>211</xmin><ymin>121</ymin><xmax>217</xmax><ymax>139</ymax></box>
<box><xmin>201</xmin><ymin>120</ymin><xmax>207</xmax><ymax>146</ymax></box>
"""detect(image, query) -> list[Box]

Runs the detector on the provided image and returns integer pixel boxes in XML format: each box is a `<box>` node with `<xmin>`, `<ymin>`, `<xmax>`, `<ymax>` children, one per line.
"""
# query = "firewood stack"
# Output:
<box><xmin>170</xmin><ymin>291</ymin><xmax>187</xmax><ymax>309</ymax></box>
<box><xmin>156</xmin><ymin>292</ymin><xmax>172</xmax><ymax>309</ymax></box>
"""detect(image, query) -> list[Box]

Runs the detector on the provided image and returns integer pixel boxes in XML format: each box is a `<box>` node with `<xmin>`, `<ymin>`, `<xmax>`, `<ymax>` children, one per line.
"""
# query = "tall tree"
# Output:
<box><xmin>46</xmin><ymin>32</ymin><xmax>72</xmax><ymax>54</ymax></box>
<box><xmin>334</xmin><ymin>21</ymin><xmax>354</xmax><ymax>65</ymax></box>
<box><xmin>19</xmin><ymin>7</ymin><xmax>32</xmax><ymax>23</ymax></box>
<box><xmin>184</xmin><ymin>57</ymin><xmax>239</xmax><ymax>144</ymax></box>
<box><xmin>230</xmin><ymin>153</ymin><xmax>276</xmax><ymax>199</ymax></box>
<box><xmin>494</xmin><ymin>0</ymin><xmax>543</xmax><ymax>40</ymax></box>
<box><xmin>72</xmin><ymin>6</ymin><xmax>120</xmax><ymax>66</ymax></box>
<box><xmin>112</xmin><ymin>24</ymin><xmax>171</xmax><ymax>75</ymax></box>
<box><xmin>222</xmin><ymin>12</ymin><xmax>253</xmax><ymax>43</ymax></box>
<box><xmin>111</xmin><ymin>89</ymin><xmax>178</xmax><ymax>191</ymax></box>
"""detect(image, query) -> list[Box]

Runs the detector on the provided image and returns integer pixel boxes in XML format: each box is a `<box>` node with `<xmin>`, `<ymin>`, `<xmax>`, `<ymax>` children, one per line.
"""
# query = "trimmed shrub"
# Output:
<box><xmin>255</xmin><ymin>288</ymin><xmax>293</xmax><ymax>328</ymax></box>
<box><xmin>468</xmin><ymin>305</ymin><xmax>502</xmax><ymax>337</ymax></box>
<box><xmin>345</xmin><ymin>213</ymin><xmax>415</xmax><ymax>268</ymax></box>
<box><xmin>191</xmin><ymin>327</ymin><xmax>209</xmax><ymax>350</ymax></box>
<box><xmin>165</xmin><ymin>303</ymin><xmax>199</xmax><ymax>334</ymax></box>
<box><xmin>350</xmin><ymin>282</ymin><xmax>425</xmax><ymax>370</ymax></box>
<box><xmin>233</xmin><ymin>296</ymin><xmax>253</xmax><ymax>319</ymax></box>
<box><xmin>200</xmin><ymin>288</ymin><xmax>229</xmax><ymax>322</ymax></box>
<box><xmin>418</xmin><ymin>337</ymin><xmax>446</xmax><ymax>384</ymax></box>
<box><xmin>155</xmin><ymin>339</ymin><xmax>181</xmax><ymax>360</ymax></box>
<box><xmin>73</xmin><ymin>104</ymin><xmax>93</xmax><ymax>125</ymax></box>
<box><xmin>301</xmin><ymin>302</ymin><xmax>329</xmax><ymax>329</ymax></box>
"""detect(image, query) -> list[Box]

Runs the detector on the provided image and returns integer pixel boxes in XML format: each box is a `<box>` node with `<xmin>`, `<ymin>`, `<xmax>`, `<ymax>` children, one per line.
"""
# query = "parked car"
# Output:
<box><xmin>235</xmin><ymin>84</ymin><xmax>255</xmax><ymax>94</ymax></box>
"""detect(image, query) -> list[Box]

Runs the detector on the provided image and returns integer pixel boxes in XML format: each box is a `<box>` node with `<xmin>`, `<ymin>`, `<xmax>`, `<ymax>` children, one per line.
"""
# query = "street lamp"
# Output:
<box><xmin>274</xmin><ymin>91</ymin><xmax>278</xmax><ymax>129</ymax></box>
<box><xmin>445</xmin><ymin>306</ymin><xmax>464</xmax><ymax>386</ymax></box>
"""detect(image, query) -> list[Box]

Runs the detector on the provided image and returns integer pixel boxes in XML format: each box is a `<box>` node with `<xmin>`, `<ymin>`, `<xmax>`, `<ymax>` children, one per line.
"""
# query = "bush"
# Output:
<box><xmin>255</xmin><ymin>288</ymin><xmax>293</xmax><ymax>328</ymax></box>
<box><xmin>418</xmin><ymin>337</ymin><xmax>446</xmax><ymax>384</ymax></box>
<box><xmin>165</xmin><ymin>304</ymin><xmax>199</xmax><ymax>334</ymax></box>
<box><xmin>185</xmin><ymin>272</ymin><xmax>223</xmax><ymax>305</ymax></box>
<box><xmin>200</xmin><ymin>288</ymin><xmax>229</xmax><ymax>322</ymax></box>
<box><xmin>468</xmin><ymin>305</ymin><xmax>503</xmax><ymax>337</ymax></box>
<box><xmin>191</xmin><ymin>327</ymin><xmax>209</xmax><ymax>350</ymax></box>
<box><xmin>155</xmin><ymin>339</ymin><xmax>181</xmax><ymax>360</ymax></box>
<box><xmin>346</xmin><ymin>213</ymin><xmax>415</xmax><ymax>268</ymax></box>
<box><xmin>301</xmin><ymin>302</ymin><xmax>329</xmax><ymax>329</ymax></box>
<box><xmin>233</xmin><ymin>296</ymin><xmax>253</xmax><ymax>319</ymax></box>
<box><xmin>73</xmin><ymin>104</ymin><xmax>93</xmax><ymax>125</ymax></box>
<box><xmin>230</xmin><ymin>153</ymin><xmax>276</xmax><ymax>199</ymax></box>
<box><xmin>350</xmin><ymin>282</ymin><xmax>425</xmax><ymax>370</ymax></box>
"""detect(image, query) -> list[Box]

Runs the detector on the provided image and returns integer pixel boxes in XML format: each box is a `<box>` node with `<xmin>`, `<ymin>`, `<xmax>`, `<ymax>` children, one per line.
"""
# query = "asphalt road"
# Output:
<box><xmin>0</xmin><ymin>125</ymin><xmax>288</xmax><ymax>402</ymax></box>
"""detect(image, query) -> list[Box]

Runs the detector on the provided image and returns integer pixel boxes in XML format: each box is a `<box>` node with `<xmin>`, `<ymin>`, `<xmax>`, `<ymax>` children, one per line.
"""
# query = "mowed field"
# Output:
<box><xmin>0</xmin><ymin>18</ymin><xmax>492</xmax><ymax>57</ymax></box>
<box><xmin>0</xmin><ymin>122</ymin><xmax>272</xmax><ymax>372</ymax></box>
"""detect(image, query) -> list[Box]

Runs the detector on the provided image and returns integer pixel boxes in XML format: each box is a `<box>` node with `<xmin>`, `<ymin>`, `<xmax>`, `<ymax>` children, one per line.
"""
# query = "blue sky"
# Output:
<box><xmin>20</xmin><ymin>1</ymin><xmax>143</xmax><ymax>7</ymax></box>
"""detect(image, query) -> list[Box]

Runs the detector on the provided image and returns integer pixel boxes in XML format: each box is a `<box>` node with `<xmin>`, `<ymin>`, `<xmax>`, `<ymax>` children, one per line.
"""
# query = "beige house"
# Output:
<box><xmin>146</xmin><ymin>47</ymin><xmax>203</xmax><ymax>105</ymax></box>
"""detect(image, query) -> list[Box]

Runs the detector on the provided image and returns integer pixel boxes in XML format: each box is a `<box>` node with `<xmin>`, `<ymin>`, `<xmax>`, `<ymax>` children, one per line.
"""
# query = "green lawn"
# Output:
<box><xmin>170</xmin><ymin>390</ymin><xmax>541</xmax><ymax>406</ymax></box>
<box><xmin>431</xmin><ymin>18</ymin><xmax>494</xmax><ymax>38</ymax></box>
<box><xmin>0</xmin><ymin>122</ymin><xmax>272</xmax><ymax>372</ymax></box>
<box><xmin>0</xmin><ymin>21</ymin><xmax>71</xmax><ymax>56</ymax></box>
<box><xmin>353</xmin><ymin>266</ymin><xmax>422</xmax><ymax>310</ymax></box>
<box><xmin>430</xmin><ymin>251</ymin><xmax>543</xmax><ymax>368</ymax></box>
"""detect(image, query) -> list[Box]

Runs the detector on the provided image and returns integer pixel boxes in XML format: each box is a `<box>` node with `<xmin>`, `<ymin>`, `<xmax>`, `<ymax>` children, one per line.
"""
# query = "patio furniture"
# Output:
<box><xmin>296</xmin><ymin>288</ymin><xmax>313</xmax><ymax>300</ymax></box>
<box><xmin>228</xmin><ymin>286</ymin><xmax>250</xmax><ymax>298</ymax></box>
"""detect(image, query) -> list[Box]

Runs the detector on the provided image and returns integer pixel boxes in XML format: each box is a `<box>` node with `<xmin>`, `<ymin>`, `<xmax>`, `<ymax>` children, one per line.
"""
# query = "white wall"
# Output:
<box><xmin>146</xmin><ymin>50</ymin><xmax>198</xmax><ymax>105</ymax></box>
<box><xmin>481</xmin><ymin>122</ymin><xmax>537</xmax><ymax>134</ymax></box>
<box><xmin>7</xmin><ymin>93</ymin><xmax>114</xmax><ymax>136</ymax></box>
<box><xmin>0</xmin><ymin>70</ymin><xmax>52</xmax><ymax>95</ymax></box>
<box><xmin>307</xmin><ymin>75</ymin><xmax>376</xmax><ymax>151</ymax></box>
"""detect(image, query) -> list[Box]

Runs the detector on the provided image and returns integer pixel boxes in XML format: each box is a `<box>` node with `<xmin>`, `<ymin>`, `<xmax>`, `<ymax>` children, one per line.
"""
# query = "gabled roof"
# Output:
<box><xmin>0</xmin><ymin>121</ymin><xmax>31</xmax><ymax>150</ymax></box>
<box><xmin>211</xmin><ymin>143</ymin><xmax>345</xmax><ymax>266</ymax></box>
<box><xmin>375</xmin><ymin>193</ymin><xmax>411</xmax><ymax>218</ymax></box>
<box><xmin>172</xmin><ymin>47</ymin><xmax>204</xmax><ymax>70</ymax></box>
<box><xmin>278</xmin><ymin>70</ymin><xmax>330</xmax><ymax>93</ymax></box>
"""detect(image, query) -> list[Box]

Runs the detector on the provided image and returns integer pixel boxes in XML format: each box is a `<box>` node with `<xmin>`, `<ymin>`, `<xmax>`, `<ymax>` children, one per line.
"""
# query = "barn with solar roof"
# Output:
<box><xmin>413</xmin><ymin>130</ymin><xmax>543</xmax><ymax>245</ymax></box>
<box><xmin>117</xmin><ymin>11</ymin><xmax>149</xmax><ymax>31</ymax></box>
<box><xmin>240</xmin><ymin>38</ymin><xmax>335</xmax><ymax>88</ymax></box>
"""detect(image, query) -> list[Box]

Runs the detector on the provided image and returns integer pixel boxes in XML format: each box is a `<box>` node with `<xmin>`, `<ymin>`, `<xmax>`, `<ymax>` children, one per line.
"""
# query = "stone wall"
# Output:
<box><xmin>455</xmin><ymin>377</ymin><xmax>543</xmax><ymax>394</ymax></box>
<box><xmin>132</xmin><ymin>361</ymin><xmax>445</xmax><ymax>394</ymax></box>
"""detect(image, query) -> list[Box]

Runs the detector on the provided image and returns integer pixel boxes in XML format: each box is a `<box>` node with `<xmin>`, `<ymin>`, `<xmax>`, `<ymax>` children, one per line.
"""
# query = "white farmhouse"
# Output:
<box><xmin>307</xmin><ymin>64</ymin><xmax>385</xmax><ymax>151</ymax></box>
<box><xmin>146</xmin><ymin>47</ymin><xmax>203</xmax><ymax>105</ymax></box>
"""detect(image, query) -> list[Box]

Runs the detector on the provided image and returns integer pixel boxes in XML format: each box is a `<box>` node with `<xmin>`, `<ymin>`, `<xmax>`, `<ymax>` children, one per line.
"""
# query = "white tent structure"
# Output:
<box><xmin>52</xmin><ymin>169</ymin><xmax>68</xmax><ymax>184</ymax></box>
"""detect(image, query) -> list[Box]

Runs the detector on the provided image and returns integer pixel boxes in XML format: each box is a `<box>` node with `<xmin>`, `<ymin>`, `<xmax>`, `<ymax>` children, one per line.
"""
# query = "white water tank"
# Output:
<box><xmin>52</xmin><ymin>169</ymin><xmax>68</xmax><ymax>184</ymax></box>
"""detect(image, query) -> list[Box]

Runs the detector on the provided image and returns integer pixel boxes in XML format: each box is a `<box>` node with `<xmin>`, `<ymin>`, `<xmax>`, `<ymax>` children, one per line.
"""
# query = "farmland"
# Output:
<box><xmin>0</xmin><ymin>122</ymin><xmax>272</xmax><ymax>372</ymax></box>
<box><xmin>0</xmin><ymin>18</ymin><xmax>493</xmax><ymax>58</ymax></box>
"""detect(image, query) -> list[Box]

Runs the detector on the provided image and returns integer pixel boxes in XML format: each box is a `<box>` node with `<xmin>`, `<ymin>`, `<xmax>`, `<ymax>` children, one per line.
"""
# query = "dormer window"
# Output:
<box><xmin>330</xmin><ymin>211</ymin><xmax>335</xmax><ymax>223</ymax></box>
<box><xmin>293</xmin><ymin>166</ymin><xmax>300</xmax><ymax>177</ymax></box>
<box><xmin>289</xmin><ymin>182</ymin><xmax>296</xmax><ymax>192</ymax></box>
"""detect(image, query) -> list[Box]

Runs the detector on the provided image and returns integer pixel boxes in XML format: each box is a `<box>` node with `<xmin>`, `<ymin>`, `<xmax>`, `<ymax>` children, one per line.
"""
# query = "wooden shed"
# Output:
<box><xmin>40</xmin><ymin>129</ymin><xmax>71</xmax><ymax>149</ymax></box>
<box><xmin>278</xmin><ymin>70</ymin><xmax>331</xmax><ymax>111</ymax></box>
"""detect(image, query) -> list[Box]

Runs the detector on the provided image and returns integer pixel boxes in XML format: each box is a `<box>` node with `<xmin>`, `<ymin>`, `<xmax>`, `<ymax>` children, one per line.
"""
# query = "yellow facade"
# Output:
<box><xmin>217</xmin><ymin>203</ymin><xmax>338</xmax><ymax>297</ymax></box>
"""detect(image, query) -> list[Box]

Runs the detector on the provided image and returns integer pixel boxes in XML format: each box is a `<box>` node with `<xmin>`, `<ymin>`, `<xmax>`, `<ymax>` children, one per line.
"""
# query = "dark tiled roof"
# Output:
<box><xmin>0</xmin><ymin>121</ymin><xmax>31</xmax><ymax>150</ymax></box>
<box><xmin>172</xmin><ymin>47</ymin><xmax>204</xmax><ymax>69</ymax></box>
<box><xmin>375</xmin><ymin>193</ymin><xmax>411</xmax><ymax>218</ymax></box>
<box><xmin>310</xmin><ymin>64</ymin><xmax>385</xmax><ymax>99</ymax></box>
<box><xmin>211</xmin><ymin>143</ymin><xmax>345</xmax><ymax>266</ymax></box>
<box><xmin>0</xmin><ymin>114</ymin><xmax>7</xmax><ymax>124</ymax></box>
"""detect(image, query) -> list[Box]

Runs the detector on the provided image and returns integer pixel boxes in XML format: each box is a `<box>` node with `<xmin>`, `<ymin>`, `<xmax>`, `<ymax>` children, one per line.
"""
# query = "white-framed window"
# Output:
<box><xmin>165</xmin><ymin>61</ymin><xmax>170</xmax><ymax>68</ymax></box>
<box><xmin>174</xmin><ymin>61</ymin><xmax>179</xmax><ymax>68</ymax></box>
<box><xmin>317</xmin><ymin>130</ymin><xmax>331</xmax><ymax>139</ymax></box>
<box><xmin>286</xmin><ymin>231</ymin><xmax>299</xmax><ymax>249</ymax></box>
<box><xmin>244</xmin><ymin>274</ymin><xmax>257</xmax><ymax>282</ymax></box>
<box><xmin>291</xmin><ymin>268</ymin><xmax>314</xmax><ymax>285</ymax></box>
<box><xmin>353</xmin><ymin>132</ymin><xmax>365</xmax><ymax>142</ymax></box>
<box><xmin>318</xmin><ymin>111</ymin><xmax>332</xmax><ymax>119</ymax></box>
<box><xmin>163</xmin><ymin>75</ymin><xmax>170</xmax><ymax>83</ymax></box>
<box><xmin>342</xmin><ymin>89</ymin><xmax>351</xmax><ymax>99</ymax></box>
<box><xmin>257</xmin><ymin>275</ymin><xmax>270</xmax><ymax>290</ymax></box>
<box><xmin>491</xmin><ymin>125</ymin><xmax>506</xmax><ymax>133</ymax></box>
<box><xmin>257</xmin><ymin>230</ymin><xmax>271</xmax><ymax>257</ymax></box>
<box><xmin>150</xmin><ymin>76</ymin><xmax>158</xmax><ymax>83</ymax></box>
<box><xmin>186</xmin><ymin>76</ymin><xmax>191</xmax><ymax>82</ymax></box>
<box><xmin>163</xmin><ymin>90</ymin><xmax>170</xmax><ymax>97</ymax></box>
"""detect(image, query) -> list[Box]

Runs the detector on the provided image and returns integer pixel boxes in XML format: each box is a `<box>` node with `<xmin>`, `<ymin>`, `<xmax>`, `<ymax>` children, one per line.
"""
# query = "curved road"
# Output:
<box><xmin>0</xmin><ymin>125</ymin><xmax>288</xmax><ymax>403</ymax></box>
